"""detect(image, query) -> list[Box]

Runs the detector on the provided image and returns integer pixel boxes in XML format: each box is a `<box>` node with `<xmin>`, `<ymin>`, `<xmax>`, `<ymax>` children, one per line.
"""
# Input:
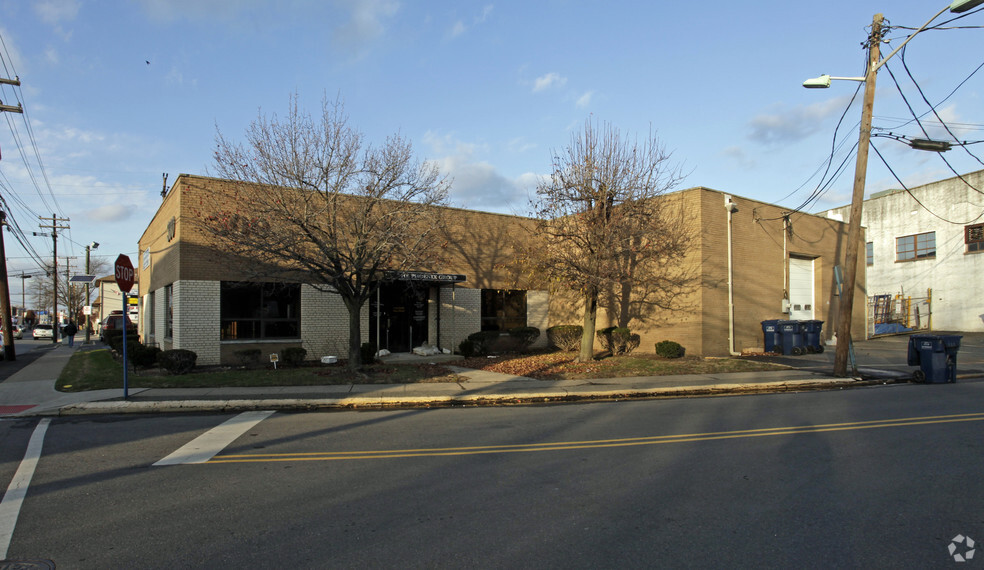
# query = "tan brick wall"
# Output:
<box><xmin>137</xmin><ymin>176</ymin><xmax>863</xmax><ymax>358</ymax></box>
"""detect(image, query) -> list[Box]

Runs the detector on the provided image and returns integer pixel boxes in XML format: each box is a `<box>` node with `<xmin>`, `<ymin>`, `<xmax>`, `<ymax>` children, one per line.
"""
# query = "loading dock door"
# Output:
<box><xmin>789</xmin><ymin>257</ymin><xmax>815</xmax><ymax>320</ymax></box>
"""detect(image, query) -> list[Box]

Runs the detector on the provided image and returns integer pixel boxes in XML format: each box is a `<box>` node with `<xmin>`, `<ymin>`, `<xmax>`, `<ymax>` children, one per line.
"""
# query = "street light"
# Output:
<box><xmin>803</xmin><ymin>2</ymin><xmax>981</xmax><ymax>377</ymax></box>
<box><xmin>84</xmin><ymin>241</ymin><xmax>98</xmax><ymax>344</ymax></box>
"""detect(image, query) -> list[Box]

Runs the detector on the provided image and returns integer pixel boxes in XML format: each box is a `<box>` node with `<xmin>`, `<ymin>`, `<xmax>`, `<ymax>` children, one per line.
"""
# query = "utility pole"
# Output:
<box><xmin>0</xmin><ymin>76</ymin><xmax>23</xmax><ymax>359</ymax></box>
<box><xmin>84</xmin><ymin>242</ymin><xmax>98</xmax><ymax>344</ymax></box>
<box><xmin>0</xmin><ymin>212</ymin><xmax>16</xmax><ymax>360</ymax></box>
<box><xmin>38</xmin><ymin>214</ymin><xmax>70</xmax><ymax>344</ymax></box>
<box><xmin>834</xmin><ymin>14</ymin><xmax>883</xmax><ymax>378</ymax></box>
<box><xmin>17</xmin><ymin>273</ymin><xmax>32</xmax><ymax>320</ymax></box>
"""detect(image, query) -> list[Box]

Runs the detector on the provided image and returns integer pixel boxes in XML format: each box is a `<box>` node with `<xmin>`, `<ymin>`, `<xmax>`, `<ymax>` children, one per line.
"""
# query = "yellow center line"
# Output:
<box><xmin>207</xmin><ymin>412</ymin><xmax>984</xmax><ymax>464</ymax></box>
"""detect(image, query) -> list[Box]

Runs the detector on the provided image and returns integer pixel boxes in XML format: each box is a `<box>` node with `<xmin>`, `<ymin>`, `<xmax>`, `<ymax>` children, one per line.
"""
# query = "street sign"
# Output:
<box><xmin>114</xmin><ymin>254</ymin><xmax>134</xmax><ymax>293</ymax></box>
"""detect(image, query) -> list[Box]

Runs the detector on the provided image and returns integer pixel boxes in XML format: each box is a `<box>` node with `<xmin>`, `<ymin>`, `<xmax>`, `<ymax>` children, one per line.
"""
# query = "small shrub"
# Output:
<box><xmin>234</xmin><ymin>349</ymin><xmax>262</xmax><ymax>368</ymax></box>
<box><xmin>281</xmin><ymin>347</ymin><xmax>307</xmax><ymax>367</ymax></box>
<box><xmin>466</xmin><ymin>331</ymin><xmax>502</xmax><ymax>355</ymax></box>
<box><xmin>158</xmin><ymin>349</ymin><xmax>198</xmax><ymax>375</ymax></box>
<box><xmin>129</xmin><ymin>343</ymin><xmax>162</xmax><ymax>368</ymax></box>
<box><xmin>508</xmin><ymin>326</ymin><xmax>541</xmax><ymax>352</ymax></box>
<box><xmin>103</xmin><ymin>330</ymin><xmax>125</xmax><ymax>351</ymax></box>
<box><xmin>361</xmin><ymin>342</ymin><xmax>377</xmax><ymax>364</ymax></box>
<box><xmin>547</xmin><ymin>325</ymin><xmax>583</xmax><ymax>351</ymax></box>
<box><xmin>598</xmin><ymin>327</ymin><xmax>641</xmax><ymax>355</ymax></box>
<box><xmin>458</xmin><ymin>338</ymin><xmax>478</xmax><ymax>357</ymax></box>
<box><xmin>654</xmin><ymin>340</ymin><xmax>686</xmax><ymax>359</ymax></box>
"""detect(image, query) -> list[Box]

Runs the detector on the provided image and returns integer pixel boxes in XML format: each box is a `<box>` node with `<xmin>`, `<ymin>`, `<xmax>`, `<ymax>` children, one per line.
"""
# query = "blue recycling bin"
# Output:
<box><xmin>907</xmin><ymin>334</ymin><xmax>962</xmax><ymax>383</ymax></box>
<box><xmin>778</xmin><ymin>320</ymin><xmax>805</xmax><ymax>356</ymax></box>
<box><xmin>799</xmin><ymin>320</ymin><xmax>825</xmax><ymax>353</ymax></box>
<box><xmin>761</xmin><ymin>320</ymin><xmax>782</xmax><ymax>354</ymax></box>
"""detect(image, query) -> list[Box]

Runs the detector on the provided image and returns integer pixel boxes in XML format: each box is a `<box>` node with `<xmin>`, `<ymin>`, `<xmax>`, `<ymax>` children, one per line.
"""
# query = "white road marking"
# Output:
<box><xmin>0</xmin><ymin>418</ymin><xmax>50</xmax><ymax>559</ymax></box>
<box><xmin>153</xmin><ymin>411</ymin><xmax>276</xmax><ymax>466</ymax></box>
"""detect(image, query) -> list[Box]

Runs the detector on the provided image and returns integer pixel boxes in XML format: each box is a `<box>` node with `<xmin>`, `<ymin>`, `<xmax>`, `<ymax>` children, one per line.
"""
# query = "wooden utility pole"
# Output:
<box><xmin>0</xmin><ymin>212</ymin><xmax>16</xmax><ymax>360</ymax></box>
<box><xmin>834</xmin><ymin>14</ymin><xmax>883</xmax><ymax>377</ymax></box>
<box><xmin>0</xmin><ymin>76</ymin><xmax>22</xmax><ymax>359</ymax></box>
<box><xmin>39</xmin><ymin>214</ymin><xmax>70</xmax><ymax>343</ymax></box>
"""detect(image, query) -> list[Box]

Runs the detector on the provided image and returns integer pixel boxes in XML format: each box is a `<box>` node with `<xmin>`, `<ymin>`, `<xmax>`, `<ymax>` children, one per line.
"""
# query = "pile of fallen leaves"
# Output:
<box><xmin>455</xmin><ymin>351</ymin><xmax>621</xmax><ymax>379</ymax></box>
<box><xmin>453</xmin><ymin>350</ymin><xmax>787</xmax><ymax>380</ymax></box>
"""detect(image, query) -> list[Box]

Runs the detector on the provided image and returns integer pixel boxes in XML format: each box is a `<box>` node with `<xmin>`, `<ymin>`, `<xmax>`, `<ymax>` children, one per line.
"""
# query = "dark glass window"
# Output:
<box><xmin>481</xmin><ymin>289</ymin><xmax>527</xmax><ymax>331</ymax></box>
<box><xmin>865</xmin><ymin>242</ymin><xmax>873</xmax><ymax>266</ymax></box>
<box><xmin>966</xmin><ymin>224</ymin><xmax>984</xmax><ymax>253</ymax></box>
<box><xmin>896</xmin><ymin>232</ymin><xmax>935</xmax><ymax>262</ymax></box>
<box><xmin>164</xmin><ymin>285</ymin><xmax>173</xmax><ymax>338</ymax></box>
<box><xmin>221</xmin><ymin>282</ymin><xmax>301</xmax><ymax>340</ymax></box>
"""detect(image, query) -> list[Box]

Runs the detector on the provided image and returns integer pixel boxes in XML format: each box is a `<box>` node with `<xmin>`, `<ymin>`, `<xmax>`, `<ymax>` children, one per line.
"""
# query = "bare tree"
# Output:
<box><xmin>530</xmin><ymin>120</ymin><xmax>692</xmax><ymax>362</ymax></box>
<box><xmin>30</xmin><ymin>257</ymin><xmax>109</xmax><ymax>322</ymax></box>
<box><xmin>202</xmin><ymin>94</ymin><xmax>451</xmax><ymax>370</ymax></box>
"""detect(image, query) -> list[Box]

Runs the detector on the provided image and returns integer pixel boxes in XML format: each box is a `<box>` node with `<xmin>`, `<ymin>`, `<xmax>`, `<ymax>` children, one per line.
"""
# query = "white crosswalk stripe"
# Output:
<box><xmin>153</xmin><ymin>411</ymin><xmax>275</xmax><ymax>466</ymax></box>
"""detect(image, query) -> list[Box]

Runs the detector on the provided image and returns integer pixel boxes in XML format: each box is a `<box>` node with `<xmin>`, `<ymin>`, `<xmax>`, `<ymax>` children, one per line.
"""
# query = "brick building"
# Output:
<box><xmin>136</xmin><ymin>174</ymin><xmax>864</xmax><ymax>365</ymax></box>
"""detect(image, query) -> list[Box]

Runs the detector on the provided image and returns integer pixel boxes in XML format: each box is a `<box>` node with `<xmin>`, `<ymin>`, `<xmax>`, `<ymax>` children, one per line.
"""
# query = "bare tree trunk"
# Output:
<box><xmin>343</xmin><ymin>297</ymin><xmax>364</xmax><ymax>371</ymax></box>
<box><xmin>579</xmin><ymin>287</ymin><xmax>598</xmax><ymax>362</ymax></box>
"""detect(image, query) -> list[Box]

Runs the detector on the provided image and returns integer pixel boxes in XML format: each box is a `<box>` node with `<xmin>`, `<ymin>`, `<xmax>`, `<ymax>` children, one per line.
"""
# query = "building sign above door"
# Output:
<box><xmin>384</xmin><ymin>271</ymin><xmax>466</xmax><ymax>283</ymax></box>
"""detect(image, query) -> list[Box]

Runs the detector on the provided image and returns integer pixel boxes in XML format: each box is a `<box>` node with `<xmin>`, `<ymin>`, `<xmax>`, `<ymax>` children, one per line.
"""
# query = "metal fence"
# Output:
<box><xmin>867</xmin><ymin>292</ymin><xmax>932</xmax><ymax>337</ymax></box>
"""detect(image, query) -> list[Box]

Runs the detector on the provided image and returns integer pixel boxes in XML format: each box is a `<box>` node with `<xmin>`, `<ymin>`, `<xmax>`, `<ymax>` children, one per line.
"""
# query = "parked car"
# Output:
<box><xmin>12</xmin><ymin>324</ymin><xmax>24</xmax><ymax>339</ymax></box>
<box><xmin>33</xmin><ymin>324</ymin><xmax>53</xmax><ymax>340</ymax></box>
<box><xmin>99</xmin><ymin>314</ymin><xmax>135</xmax><ymax>341</ymax></box>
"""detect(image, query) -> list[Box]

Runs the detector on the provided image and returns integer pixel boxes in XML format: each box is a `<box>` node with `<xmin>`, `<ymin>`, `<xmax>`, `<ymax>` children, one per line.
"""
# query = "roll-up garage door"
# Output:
<box><xmin>789</xmin><ymin>257</ymin><xmax>815</xmax><ymax>320</ymax></box>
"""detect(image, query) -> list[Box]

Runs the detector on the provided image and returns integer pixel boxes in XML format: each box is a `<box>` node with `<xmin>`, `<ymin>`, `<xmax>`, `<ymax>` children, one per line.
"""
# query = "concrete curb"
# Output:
<box><xmin>50</xmin><ymin>377</ymin><xmax>873</xmax><ymax>416</ymax></box>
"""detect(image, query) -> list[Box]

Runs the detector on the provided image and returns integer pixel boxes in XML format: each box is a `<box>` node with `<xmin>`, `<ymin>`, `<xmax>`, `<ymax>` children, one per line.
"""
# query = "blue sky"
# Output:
<box><xmin>0</xmin><ymin>0</ymin><xmax>982</xmax><ymax>303</ymax></box>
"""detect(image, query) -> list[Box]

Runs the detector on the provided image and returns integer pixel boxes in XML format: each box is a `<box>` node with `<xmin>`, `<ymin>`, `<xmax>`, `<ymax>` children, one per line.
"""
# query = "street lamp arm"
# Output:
<box><xmin>871</xmin><ymin>5</ymin><xmax>949</xmax><ymax>74</ymax></box>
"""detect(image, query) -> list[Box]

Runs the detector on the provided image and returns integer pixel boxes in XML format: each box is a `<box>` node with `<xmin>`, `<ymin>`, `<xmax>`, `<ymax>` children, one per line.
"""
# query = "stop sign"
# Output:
<box><xmin>114</xmin><ymin>254</ymin><xmax>135</xmax><ymax>293</ymax></box>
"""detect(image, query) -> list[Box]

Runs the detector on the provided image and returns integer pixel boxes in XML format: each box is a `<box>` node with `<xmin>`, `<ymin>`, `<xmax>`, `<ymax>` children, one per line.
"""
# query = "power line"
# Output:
<box><xmin>870</xmin><ymin>141</ymin><xmax>984</xmax><ymax>225</ymax></box>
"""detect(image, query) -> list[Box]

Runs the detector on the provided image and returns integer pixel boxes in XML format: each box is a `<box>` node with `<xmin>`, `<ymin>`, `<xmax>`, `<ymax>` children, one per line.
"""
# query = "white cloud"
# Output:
<box><xmin>575</xmin><ymin>91</ymin><xmax>594</xmax><ymax>109</ymax></box>
<box><xmin>34</xmin><ymin>0</ymin><xmax>80</xmax><ymax>25</ymax></box>
<box><xmin>85</xmin><ymin>203</ymin><xmax>134</xmax><ymax>222</ymax></box>
<box><xmin>747</xmin><ymin>96</ymin><xmax>855</xmax><ymax>146</ymax></box>
<box><xmin>533</xmin><ymin>72</ymin><xmax>566</xmax><ymax>93</ymax></box>
<box><xmin>423</xmin><ymin>131</ymin><xmax>532</xmax><ymax>214</ymax></box>
<box><xmin>332</xmin><ymin>0</ymin><xmax>400</xmax><ymax>56</ymax></box>
<box><xmin>448</xmin><ymin>5</ymin><xmax>493</xmax><ymax>39</ymax></box>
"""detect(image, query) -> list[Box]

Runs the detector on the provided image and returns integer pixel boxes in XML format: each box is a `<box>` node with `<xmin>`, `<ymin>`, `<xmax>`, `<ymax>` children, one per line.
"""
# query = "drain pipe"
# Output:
<box><xmin>725</xmin><ymin>196</ymin><xmax>741</xmax><ymax>356</ymax></box>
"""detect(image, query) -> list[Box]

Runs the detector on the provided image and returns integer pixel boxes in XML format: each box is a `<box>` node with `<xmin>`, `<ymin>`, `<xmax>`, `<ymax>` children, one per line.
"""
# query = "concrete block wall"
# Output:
<box><xmin>436</xmin><ymin>287</ymin><xmax>481</xmax><ymax>353</ymax></box>
<box><xmin>173</xmin><ymin>280</ymin><xmax>220</xmax><ymax>365</ymax></box>
<box><xmin>527</xmin><ymin>290</ymin><xmax>549</xmax><ymax>348</ymax></box>
<box><xmin>301</xmin><ymin>285</ymin><xmax>367</xmax><ymax>359</ymax></box>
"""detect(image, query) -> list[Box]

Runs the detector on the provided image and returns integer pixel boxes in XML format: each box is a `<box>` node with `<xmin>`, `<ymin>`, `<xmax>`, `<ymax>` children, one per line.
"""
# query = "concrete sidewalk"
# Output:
<box><xmin>1</xmin><ymin>333</ymin><xmax>981</xmax><ymax>417</ymax></box>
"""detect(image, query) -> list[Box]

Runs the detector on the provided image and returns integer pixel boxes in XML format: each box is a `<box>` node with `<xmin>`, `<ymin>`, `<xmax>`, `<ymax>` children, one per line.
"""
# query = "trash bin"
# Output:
<box><xmin>761</xmin><ymin>320</ymin><xmax>782</xmax><ymax>354</ymax></box>
<box><xmin>799</xmin><ymin>320</ymin><xmax>825</xmax><ymax>353</ymax></box>
<box><xmin>778</xmin><ymin>320</ymin><xmax>805</xmax><ymax>356</ymax></box>
<box><xmin>907</xmin><ymin>334</ymin><xmax>962</xmax><ymax>383</ymax></box>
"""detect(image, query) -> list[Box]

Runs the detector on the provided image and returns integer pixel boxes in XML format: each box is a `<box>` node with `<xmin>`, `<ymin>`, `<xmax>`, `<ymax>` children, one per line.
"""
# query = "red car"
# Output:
<box><xmin>99</xmin><ymin>314</ymin><xmax>136</xmax><ymax>341</ymax></box>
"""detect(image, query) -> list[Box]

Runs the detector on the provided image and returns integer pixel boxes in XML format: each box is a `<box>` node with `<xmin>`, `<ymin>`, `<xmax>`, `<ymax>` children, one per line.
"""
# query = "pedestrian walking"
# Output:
<box><xmin>64</xmin><ymin>320</ymin><xmax>78</xmax><ymax>347</ymax></box>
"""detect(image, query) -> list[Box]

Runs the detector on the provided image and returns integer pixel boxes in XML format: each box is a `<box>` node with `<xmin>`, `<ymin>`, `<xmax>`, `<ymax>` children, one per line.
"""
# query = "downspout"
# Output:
<box><xmin>725</xmin><ymin>196</ymin><xmax>741</xmax><ymax>356</ymax></box>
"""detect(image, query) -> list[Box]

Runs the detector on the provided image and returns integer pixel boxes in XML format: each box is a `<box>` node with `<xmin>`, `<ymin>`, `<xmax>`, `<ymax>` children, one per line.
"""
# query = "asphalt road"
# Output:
<box><xmin>2</xmin><ymin>380</ymin><xmax>983</xmax><ymax>568</ymax></box>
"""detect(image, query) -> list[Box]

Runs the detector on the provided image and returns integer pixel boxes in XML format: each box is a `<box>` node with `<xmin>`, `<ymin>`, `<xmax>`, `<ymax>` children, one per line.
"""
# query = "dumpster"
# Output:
<box><xmin>761</xmin><ymin>320</ymin><xmax>782</xmax><ymax>354</ymax></box>
<box><xmin>778</xmin><ymin>320</ymin><xmax>805</xmax><ymax>356</ymax></box>
<box><xmin>799</xmin><ymin>320</ymin><xmax>825</xmax><ymax>353</ymax></box>
<box><xmin>907</xmin><ymin>334</ymin><xmax>962</xmax><ymax>383</ymax></box>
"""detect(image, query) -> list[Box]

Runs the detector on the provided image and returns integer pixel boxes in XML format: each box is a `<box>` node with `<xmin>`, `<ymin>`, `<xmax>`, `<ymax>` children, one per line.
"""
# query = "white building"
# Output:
<box><xmin>824</xmin><ymin>169</ymin><xmax>984</xmax><ymax>333</ymax></box>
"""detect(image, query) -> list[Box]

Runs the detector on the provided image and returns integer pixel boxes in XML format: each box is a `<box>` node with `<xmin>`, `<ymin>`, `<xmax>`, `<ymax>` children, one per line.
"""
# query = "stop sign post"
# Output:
<box><xmin>114</xmin><ymin>254</ymin><xmax>134</xmax><ymax>399</ymax></box>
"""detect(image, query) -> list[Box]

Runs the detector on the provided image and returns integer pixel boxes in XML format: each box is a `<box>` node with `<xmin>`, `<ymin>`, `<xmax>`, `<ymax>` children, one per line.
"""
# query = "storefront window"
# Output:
<box><xmin>221</xmin><ymin>282</ymin><xmax>300</xmax><ymax>340</ymax></box>
<box><xmin>481</xmin><ymin>289</ymin><xmax>527</xmax><ymax>331</ymax></box>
